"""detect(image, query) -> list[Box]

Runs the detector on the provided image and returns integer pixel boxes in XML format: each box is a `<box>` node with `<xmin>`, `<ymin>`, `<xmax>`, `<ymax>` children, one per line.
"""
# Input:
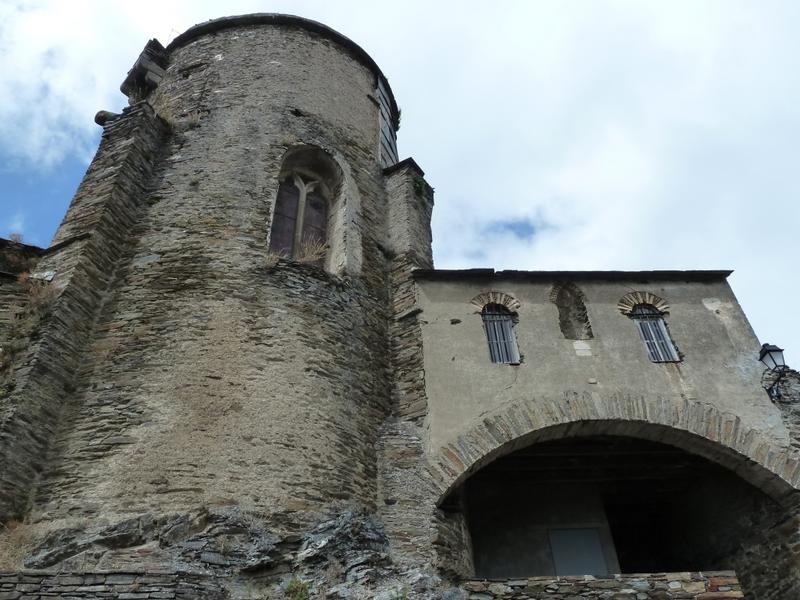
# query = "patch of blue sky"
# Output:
<box><xmin>0</xmin><ymin>153</ymin><xmax>90</xmax><ymax>247</ymax></box>
<box><xmin>484</xmin><ymin>217</ymin><xmax>549</xmax><ymax>241</ymax></box>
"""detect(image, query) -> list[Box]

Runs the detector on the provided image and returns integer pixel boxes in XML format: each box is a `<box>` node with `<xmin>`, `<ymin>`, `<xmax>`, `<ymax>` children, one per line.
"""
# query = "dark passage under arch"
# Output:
<box><xmin>462</xmin><ymin>435</ymin><xmax>781</xmax><ymax>579</ymax></box>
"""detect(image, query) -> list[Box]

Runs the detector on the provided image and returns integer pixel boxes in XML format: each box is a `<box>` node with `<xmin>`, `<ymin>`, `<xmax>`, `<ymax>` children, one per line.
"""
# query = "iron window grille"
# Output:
<box><xmin>481</xmin><ymin>303</ymin><xmax>521</xmax><ymax>364</ymax></box>
<box><xmin>630</xmin><ymin>304</ymin><xmax>680</xmax><ymax>363</ymax></box>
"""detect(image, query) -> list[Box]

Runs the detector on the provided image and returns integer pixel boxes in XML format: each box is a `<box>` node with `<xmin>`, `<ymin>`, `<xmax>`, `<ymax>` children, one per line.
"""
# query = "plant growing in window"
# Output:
<box><xmin>268</xmin><ymin>174</ymin><xmax>328</xmax><ymax>265</ymax></box>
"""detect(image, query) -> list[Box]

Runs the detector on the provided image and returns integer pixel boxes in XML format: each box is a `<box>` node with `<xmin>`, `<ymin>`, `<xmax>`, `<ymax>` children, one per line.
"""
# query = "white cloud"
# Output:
<box><xmin>0</xmin><ymin>1</ymin><xmax>127</xmax><ymax>166</ymax></box>
<box><xmin>1</xmin><ymin>0</ymin><xmax>798</xmax><ymax>365</ymax></box>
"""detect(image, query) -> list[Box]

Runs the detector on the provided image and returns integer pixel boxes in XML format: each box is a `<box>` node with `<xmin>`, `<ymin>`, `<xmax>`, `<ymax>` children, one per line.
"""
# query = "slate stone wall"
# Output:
<box><xmin>461</xmin><ymin>572</ymin><xmax>742</xmax><ymax>599</ymax></box>
<box><xmin>0</xmin><ymin>102</ymin><xmax>168</xmax><ymax>522</ymax></box>
<box><xmin>377</xmin><ymin>160</ymin><xmax>442</xmax><ymax>571</ymax></box>
<box><xmin>0</xmin><ymin>240</ymin><xmax>42</xmax><ymax>275</ymax></box>
<box><xmin>11</xmin><ymin>19</ymin><xmax>403</xmax><ymax>575</ymax></box>
<box><xmin>0</xmin><ymin>273</ymin><xmax>29</xmax><ymax>402</ymax></box>
<box><xmin>0</xmin><ymin>571</ymin><xmax>225</xmax><ymax>599</ymax></box>
<box><xmin>738</xmin><ymin>371</ymin><xmax>800</xmax><ymax>599</ymax></box>
<box><xmin>765</xmin><ymin>368</ymin><xmax>800</xmax><ymax>452</ymax></box>
<box><xmin>735</xmin><ymin>502</ymin><xmax>800</xmax><ymax>600</ymax></box>
<box><xmin>0</xmin><ymin>274</ymin><xmax>27</xmax><ymax>356</ymax></box>
<box><xmin>0</xmin><ymin>571</ymin><xmax>745</xmax><ymax>600</ymax></box>
<box><xmin>385</xmin><ymin>160</ymin><xmax>434</xmax><ymax>421</ymax></box>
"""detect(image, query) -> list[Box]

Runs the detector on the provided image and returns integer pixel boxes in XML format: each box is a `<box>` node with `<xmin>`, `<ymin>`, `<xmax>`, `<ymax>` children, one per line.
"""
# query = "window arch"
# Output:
<box><xmin>269</xmin><ymin>174</ymin><xmax>329</xmax><ymax>262</ymax></box>
<box><xmin>268</xmin><ymin>146</ymin><xmax>344</xmax><ymax>268</ymax></box>
<box><xmin>481</xmin><ymin>303</ymin><xmax>520</xmax><ymax>364</ymax></box>
<box><xmin>630</xmin><ymin>304</ymin><xmax>680</xmax><ymax>363</ymax></box>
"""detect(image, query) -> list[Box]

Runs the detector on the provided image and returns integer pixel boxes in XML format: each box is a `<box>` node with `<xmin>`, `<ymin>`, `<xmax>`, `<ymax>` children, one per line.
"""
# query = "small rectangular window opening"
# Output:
<box><xmin>482</xmin><ymin>304</ymin><xmax>521</xmax><ymax>364</ymax></box>
<box><xmin>631</xmin><ymin>305</ymin><xmax>680</xmax><ymax>363</ymax></box>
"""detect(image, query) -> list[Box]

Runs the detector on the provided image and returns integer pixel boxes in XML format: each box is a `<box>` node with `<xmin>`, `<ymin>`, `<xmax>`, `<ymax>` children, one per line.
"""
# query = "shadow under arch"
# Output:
<box><xmin>431</xmin><ymin>396</ymin><xmax>800</xmax><ymax>508</ymax></box>
<box><xmin>429</xmin><ymin>399</ymin><xmax>800</xmax><ymax>597</ymax></box>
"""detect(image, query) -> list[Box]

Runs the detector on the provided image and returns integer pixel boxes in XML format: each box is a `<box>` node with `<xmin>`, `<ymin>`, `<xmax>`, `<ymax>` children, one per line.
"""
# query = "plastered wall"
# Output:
<box><xmin>415</xmin><ymin>276</ymin><xmax>787</xmax><ymax>453</ymax></box>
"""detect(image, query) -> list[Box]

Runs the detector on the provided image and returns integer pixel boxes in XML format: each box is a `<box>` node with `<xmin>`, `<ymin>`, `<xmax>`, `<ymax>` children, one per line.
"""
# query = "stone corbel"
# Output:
<box><xmin>120</xmin><ymin>39</ymin><xmax>168</xmax><ymax>102</ymax></box>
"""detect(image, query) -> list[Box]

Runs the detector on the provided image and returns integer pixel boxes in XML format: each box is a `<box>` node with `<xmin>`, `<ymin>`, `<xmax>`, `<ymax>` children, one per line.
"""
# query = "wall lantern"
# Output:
<box><xmin>759</xmin><ymin>343</ymin><xmax>787</xmax><ymax>400</ymax></box>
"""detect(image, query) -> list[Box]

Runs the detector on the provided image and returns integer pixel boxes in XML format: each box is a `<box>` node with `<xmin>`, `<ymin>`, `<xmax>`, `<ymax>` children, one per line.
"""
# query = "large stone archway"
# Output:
<box><xmin>425</xmin><ymin>394</ymin><xmax>800</xmax><ymax>599</ymax></box>
<box><xmin>429</xmin><ymin>393</ymin><xmax>800</xmax><ymax>506</ymax></box>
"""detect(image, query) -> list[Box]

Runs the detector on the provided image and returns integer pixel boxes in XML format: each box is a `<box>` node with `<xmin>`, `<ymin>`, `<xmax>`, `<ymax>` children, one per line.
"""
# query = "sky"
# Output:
<box><xmin>1</xmin><ymin>0</ymin><xmax>798</xmax><ymax>366</ymax></box>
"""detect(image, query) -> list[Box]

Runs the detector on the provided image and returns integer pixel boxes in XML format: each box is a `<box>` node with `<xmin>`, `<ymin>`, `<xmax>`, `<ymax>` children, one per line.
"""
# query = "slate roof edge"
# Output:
<box><xmin>383</xmin><ymin>157</ymin><xmax>425</xmax><ymax>177</ymax></box>
<box><xmin>412</xmin><ymin>269</ymin><xmax>734</xmax><ymax>282</ymax></box>
<box><xmin>0</xmin><ymin>238</ymin><xmax>46</xmax><ymax>254</ymax></box>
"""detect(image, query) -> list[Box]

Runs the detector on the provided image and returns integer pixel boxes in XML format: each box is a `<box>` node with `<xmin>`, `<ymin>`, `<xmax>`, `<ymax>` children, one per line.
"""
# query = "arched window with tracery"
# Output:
<box><xmin>481</xmin><ymin>303</ymin><xmax>520</xmax><ymax>364</ymax></box>
<box><xmin>630</xmin><ymin>304</ymin><xmax>680</xmax><ymax>363</ymax></box>
<box><xmin>269</xmin><ymin>174</ymin><xmax>328</xmax><ymax>261</ymax></box>
<box><xmin>268</xmin><ymin>146</ymin><xmax>343</xmax><ymax>268</ymax></box>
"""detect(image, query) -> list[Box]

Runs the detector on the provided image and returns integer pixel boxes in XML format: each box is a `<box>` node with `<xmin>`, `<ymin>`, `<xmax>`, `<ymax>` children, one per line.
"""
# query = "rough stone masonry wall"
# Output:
<box><xmin>0</xmin><ymin>571</ymin><xmax>744</xmax><ymax>600</ymax></box>
<box><xmin>733</xmin><ymin>370</ymin><xmax>800</xmax><ymax>600</ymax></box>
<box><xmin>0</xmin><ymin>571</ymin><xmax>225</xmax><ymax>599</ymax></box>
<box><xmin>0</xmin><ymin>273</ymin><xmax>29</xmax><ymax>400</ymax></box>
<box><xmin>734</xmin><ymin>369</ymin><xmax>800</xmax><ymax>600</ymax></box>
<box><xmin>734</xmin><ymin>508</ymin><xmax>800</xmax><ymax>600</ymax></box>
<box><xmin>0</xmin><ymin>240</ymin><xmax>42</xmax><ymax>275</ymax></box>
<box><xmin>378</xmin><ymin>161</ymin><xmax>475</xmax><ymax>580</ymax></box>
<box><xmin>765</xmin><ymin>368</ymin><xmax>800</xmax><ymax>452</ymax></box>
<box><xmin>0</xmin><ymin>274</ymin><xmax>26</xmax><ymax>346</ymax></box>
<box><xmin>15</xmin><ymin>22</ymin><xmax>396</xmax><ymax>578</ymax></box>
<box><xmin>461</xmin><ymin>572</ymin><xmax>742</xmax><ymax>599</ymax></box>
<box><xmin>377</xmin><ymin>161</ymin><xmax>441</xmax><ymax>571</ymax></box>
<box><xmin>384</xmin><ymin>160</ymin><xmax>433</xmax><ymax>421</ymax></box>
<box><xmin>0</xmin><ymin>241</ymin><xmax>45</xmax><ymax>398</ymax></box>
<box><xmin>0</xmin><ymin>239</ymin><xmax>68</xmax><ymax>410</ymax></box>
<box><xmin>0</xmin><ymin>102</ymin><xmax>168</xmax><ymax>522</ymax></box>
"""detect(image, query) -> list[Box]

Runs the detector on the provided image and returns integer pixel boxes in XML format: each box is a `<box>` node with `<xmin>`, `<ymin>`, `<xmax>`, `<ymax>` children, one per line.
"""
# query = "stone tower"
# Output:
<box><xmin>0</xmin><ymin>13</ymin><xmax>433</xmax><ymax>597</ymax></box>
<box><xmin>1</xmin><ymin>13</ymin><xmax>799</xmax><ymax>600</ymax></box>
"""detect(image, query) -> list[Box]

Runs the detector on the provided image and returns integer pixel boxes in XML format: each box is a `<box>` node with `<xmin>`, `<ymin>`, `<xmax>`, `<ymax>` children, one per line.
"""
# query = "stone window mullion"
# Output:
<box><xmin>291</xmin><ymin>175</ymin><xmax>319</xmax><ymax>256</ymax></box>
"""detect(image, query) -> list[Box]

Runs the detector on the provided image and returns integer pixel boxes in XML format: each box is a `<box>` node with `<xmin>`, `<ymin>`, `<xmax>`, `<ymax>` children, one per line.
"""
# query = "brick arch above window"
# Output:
<box><xmin>469</xmin><ymin>291</ymin><xmax>520</xmax><ymax>313</ymax></box>
<box><xmin>617</xmin><ymin>291</ymin><xmax>670</xmax><ymax>316</ymax></box>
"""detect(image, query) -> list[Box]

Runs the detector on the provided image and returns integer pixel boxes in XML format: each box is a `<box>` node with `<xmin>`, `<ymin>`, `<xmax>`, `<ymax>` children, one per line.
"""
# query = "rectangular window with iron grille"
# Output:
<box><xmin>631</xmin><ymin>305</ymin><xmax>680</xmax><ymax>363</ymax></box>
<box><xmin>481</xmin><ymin>303</ymin><xmax>521</xmax><ymax>364</ymax></box>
